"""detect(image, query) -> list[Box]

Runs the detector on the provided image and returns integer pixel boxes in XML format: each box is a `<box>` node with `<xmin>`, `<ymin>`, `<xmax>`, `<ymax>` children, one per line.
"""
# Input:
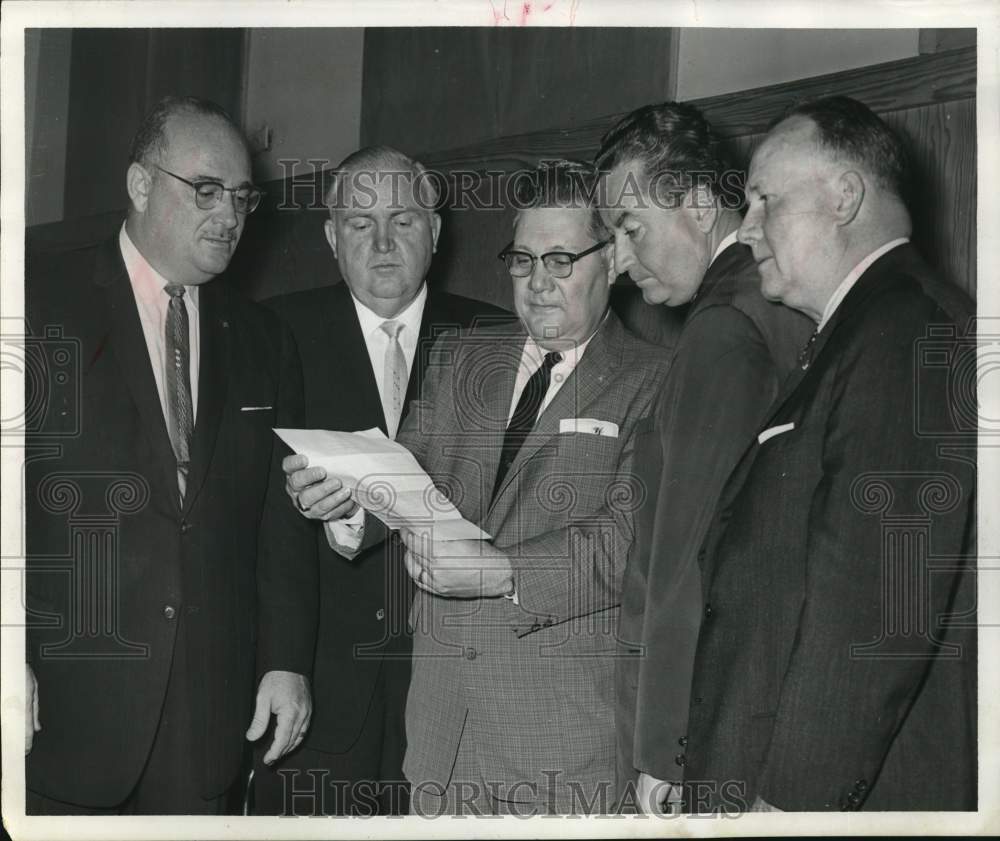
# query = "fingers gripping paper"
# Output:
<box><xmin>274</xmin><ymin>427</ymin><xmax>491</xmax><ymax>541</ymax></box>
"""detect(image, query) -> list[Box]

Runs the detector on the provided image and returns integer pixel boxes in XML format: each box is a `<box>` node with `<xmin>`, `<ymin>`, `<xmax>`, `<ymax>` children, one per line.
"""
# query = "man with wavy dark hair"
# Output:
<box><xmin>595</xmin><ymin>101</ymin><xmax>812</xmax><ymax>812</ymax></box>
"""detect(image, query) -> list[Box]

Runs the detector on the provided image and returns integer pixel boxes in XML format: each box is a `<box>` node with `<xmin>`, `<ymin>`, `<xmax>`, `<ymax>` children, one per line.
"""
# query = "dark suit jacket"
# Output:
<box><xmin>685</xmin><ymin>243</ymin><xmax>977</xmax><ymax>811</ymax></box>
<box><xmin>617</xmin><ymin>242</ymin><xmax>812</xmax><ymax>783</ymax></box>
<box><xmin>25</xmin><ymin>238</ymin><xmax>317</xmax><ymax>807</ymax></box>
<box><xmin>263</xmin><ymin>281</ymin><xmax>511</xmax><ymax>755</ymax></box>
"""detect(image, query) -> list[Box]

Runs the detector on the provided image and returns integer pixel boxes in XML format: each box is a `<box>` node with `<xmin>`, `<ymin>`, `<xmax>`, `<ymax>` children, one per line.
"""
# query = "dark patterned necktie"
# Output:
<box><xmin>165</xmin><ymin>284</ymin><xmax>193</xmax><ymax>501</ymax></box>
<box><xmin>492</xmin><ymin>350</ymin><xmax>562</xmax><ymax>501</ymax></box>
<box><xmin>797</xmin><ymin>329</ymin><xmax>819</xmax><ymax>371</ymax></box>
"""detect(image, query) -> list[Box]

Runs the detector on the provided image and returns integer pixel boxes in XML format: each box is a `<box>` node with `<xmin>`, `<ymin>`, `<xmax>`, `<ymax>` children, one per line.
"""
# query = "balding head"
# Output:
<box><xmin>738</xmin><ymin>98</ymin><xmax>912</xmax><ymax>321</ymax></box>
<box><xmin>322</xmin><ymin>146</ymin><xmax>442</xmax><ymax>319</ymax></box>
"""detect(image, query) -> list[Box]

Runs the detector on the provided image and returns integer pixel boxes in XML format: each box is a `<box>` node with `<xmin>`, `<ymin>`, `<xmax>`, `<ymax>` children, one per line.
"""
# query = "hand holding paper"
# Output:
<box><xmin>282</xmin><ymin>453</ymin><xmax>358</xmax><ymax>521</ymax></box>
<box><xmin>400</xmin><ymin>529</ymin><xmax>514</xmax><ymax>599</ymax></box>
<box><xmin>275</xmin><ymin>428</ymin><xmax>490</xmax><ymax>541</ymax></box>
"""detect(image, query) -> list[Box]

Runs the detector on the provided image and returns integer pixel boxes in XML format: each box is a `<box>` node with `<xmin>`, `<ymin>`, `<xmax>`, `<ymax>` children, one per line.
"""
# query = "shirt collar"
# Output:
<box><xmin>350</xmin><ymin>282</ymin><xmax>428</xmax><ymax>341</ymax></box>
<box><xmin>710</xmin><ymin>230</ymin><xmax>740</xmax><ymax>267</ymax></box>
<box><xmin>119</xmin><ymin>223</ymin><xmax>199</xmax><ymax>309</ymax></box>
<box><xmin>817</xmin><ymin>238</ymin><xmax>909</xmax><ymax>332</ymax></box>
<box><xmin>522</xmin><ymin>308</ymin><xmax>608</xmax><ymax>370</ymax></box>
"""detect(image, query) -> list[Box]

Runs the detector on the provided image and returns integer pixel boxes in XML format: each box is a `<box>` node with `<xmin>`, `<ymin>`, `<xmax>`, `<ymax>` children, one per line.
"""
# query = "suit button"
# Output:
<box><xmin>163</xmin><ymin>605</ymin><xmax>176</xmax><ymax>620</ymax></box>
<box><xmin>180</xmin><ymin>520</ymin><xmax>192</xmax><ymax>533</ymax></box>
<box><xmin>674</xmin><ymin>753</ymin><xmax>687</xmax><ymax>767</ymax></box>
<box><xmin>704</xmin><ymin>603</ymin><xmax>713</xmax><ymax>619</ymax></box>
<box><xmin>678</xmin><ymin>736</ymin><xmax>688</xmax><ymax>747</ymax></box>
<box><xmin>464</xmin><ymin>647</ymin><xmax>477</xmax><ymax>660</ymax></box>
<box><xmin>375</xmin><ymin>608</ymin><xmax>385</xmax><ymax>621</ymax></box>
<box><xmin>855</xmin><ymin>779</ymin><xmax>868</xmax><ymax>792</ymax></box>
<box><xmin>693</xmin><ymin>696</ymin><xmax>704</xmax><ymax>705</ymax></box>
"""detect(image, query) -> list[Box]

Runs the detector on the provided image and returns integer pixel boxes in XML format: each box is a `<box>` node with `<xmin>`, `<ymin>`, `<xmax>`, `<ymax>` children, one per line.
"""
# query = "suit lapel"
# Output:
<box><xmin>470</xmin><ymin>325</ymin><xmax>524</xmax><ymax>519</ymax></box>
<box><xmin>182</xmin><ymin>279</ymin><xmax>230</xmax><ymax>513</ymax></box>
<box><xmin>96</xmin><ymin>242</ymin><xmax>180</xmax><ymax>507</ymax></box>
<box><xmin>488</xmin><ymin>312</ymin><xmax>621</xmax><ymax>510</ymax></box>
<box><xmin>330</xmin><ymin>283</ymin><xmax>387</xmax><ymax>433</ymax></box>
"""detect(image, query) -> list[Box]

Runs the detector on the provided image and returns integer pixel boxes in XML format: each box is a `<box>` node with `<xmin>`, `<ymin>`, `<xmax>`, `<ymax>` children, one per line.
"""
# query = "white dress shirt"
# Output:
<box><xmin>325</xmin><ymin>284</ymin><xmax>428</xmax><ymax>552</ymax></box>
<box><xmin>119</xmin><ymin>223</ymin><xmax>200</xmax><ymax>425</ymax></box>
<box><xmin>711</xmin><ymin>229</ymin><xmax>740</xmax><ymax>266</ymax></box>
<box><xmin>817</xmin><ymin>238</ymin><xmax>909</xmax><ymax>332</ymax></box>
<box><xmin>506</xmin><ymin>325</ymin><xmax>600</xmax><ymax>423</ymax></box>
<box><xmin>350</xmin><ymin>282</ymin><xmax>427</xmax><ymax>399</ymax></box>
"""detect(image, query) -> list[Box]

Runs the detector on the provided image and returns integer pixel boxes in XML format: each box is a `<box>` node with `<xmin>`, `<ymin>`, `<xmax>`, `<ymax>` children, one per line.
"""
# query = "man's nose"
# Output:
<box><xmin>738</xmin><ymin>208</ymin><xmax>761</xmax><ymax>246</ymax></box>
<box><xmin>373</xmin><ymin>220</ymin><xmax>395</xmax><ymax>253</ymax></box>
<box><xmin>527</xmin><ymin>259</ymin><xmax>555</xmax><ymax>293</ymax></box>
<box><xmin>614</xmin><ymin>231</ymin><xmax>636</xmax><ymax>277</ymax></box>
<box><xmin>216</xmin><ymin>190</ymin><xmax>240</xmax><ymax>228</ymax></box>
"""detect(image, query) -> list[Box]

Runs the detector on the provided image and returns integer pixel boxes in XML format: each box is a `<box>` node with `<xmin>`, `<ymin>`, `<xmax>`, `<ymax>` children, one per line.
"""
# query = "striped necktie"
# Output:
<box><xmin>492</xmin><ymin>350</ymin><xmax>562</xmax><ymax>501</ymax></box>
<box><xmin>165</xmin><ymin>284</ymin><xmax>193</xmax><ymax>501</ymax></box>
<box><xmin>380</xmin><ymin>320</ymin><xmax>407</xmax><ymax>439</ymax></box>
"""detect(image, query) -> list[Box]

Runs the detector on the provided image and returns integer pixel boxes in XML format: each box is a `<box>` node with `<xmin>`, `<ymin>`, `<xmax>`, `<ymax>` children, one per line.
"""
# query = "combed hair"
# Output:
<box><xmin>128</xmin><ymin>95</ymin><xmax>240</xmax><ymax>167</ymax></box>
<box><xmin>594</xmin><ymin>101</ymin><xmax>731</xmax><ymax>198</ymax></box>
<box><xmin>778</xmin><ymin>95</ymin><xmax>909</xmax><ymax>198</ymax></box>
<box><xmin>512</xmin><ymin>159</ymin><xmax>605</xmax><ymax>242</ymax></box>
<box><xmin>324</xmin><ymin>145</ymin><xmax>440</xmax><ymax>213</ymax></box>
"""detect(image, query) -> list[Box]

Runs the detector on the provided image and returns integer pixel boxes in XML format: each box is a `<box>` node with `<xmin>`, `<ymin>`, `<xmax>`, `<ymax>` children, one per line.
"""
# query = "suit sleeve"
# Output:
<box><xmin>255</xmin><ymin>321</ymin><xmax>318</xmax><ymax>677</ymax></box>
<box><xmin>635</xmin><ymin>306</ymin><xmax>781</xmax><ymax>780</ymax></box>
<box><xmin>756</xmin><ymin>303</ymin><xmax>975</xmax><ymax>809</ymax></box>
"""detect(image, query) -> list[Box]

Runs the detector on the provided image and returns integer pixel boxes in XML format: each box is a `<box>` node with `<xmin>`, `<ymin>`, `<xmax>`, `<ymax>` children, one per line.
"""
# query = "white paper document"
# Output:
<box><xmin>274</xmin><ymin>427</ymin><xmax>491</xmax><ymax>541</ymax></box>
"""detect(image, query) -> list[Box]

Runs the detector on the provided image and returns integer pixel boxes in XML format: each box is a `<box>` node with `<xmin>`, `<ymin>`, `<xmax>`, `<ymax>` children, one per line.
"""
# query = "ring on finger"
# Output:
<box><xmin>295</xmin><ymin>493</ymin><xmax>308</xmax><ymax>513</ymax></box>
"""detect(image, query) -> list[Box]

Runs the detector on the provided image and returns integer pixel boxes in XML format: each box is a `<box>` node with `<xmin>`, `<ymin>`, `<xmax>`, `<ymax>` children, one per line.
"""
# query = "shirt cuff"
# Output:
<box><xmin>502</xmin><ymin>575</ymin><xmax>519</xmax><ymax>605</ymax></box>
<box><xmin>324</xmin><ymin>507</ymin><xmax>365</xmax><ymax>557</ymax></box>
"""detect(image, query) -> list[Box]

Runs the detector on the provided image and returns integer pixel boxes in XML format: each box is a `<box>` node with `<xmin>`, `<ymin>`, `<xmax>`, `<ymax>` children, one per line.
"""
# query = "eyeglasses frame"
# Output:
<box><xmin>497</xmin><ymin>238</ymin><xmax>610</xmax><ymax>279</ymax></box>
<box><xmin>153</xmin><ymin>164</ymin><xmax>264</xmax><ymax>214</ymax></box>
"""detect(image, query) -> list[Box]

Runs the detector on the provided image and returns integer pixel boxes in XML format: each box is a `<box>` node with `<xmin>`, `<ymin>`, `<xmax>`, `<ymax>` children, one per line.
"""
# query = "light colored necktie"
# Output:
<box><xmin>164</xmin><ymin>284</ymin><xmax>193</xmax><ymax>501</ymax></box>
<box><xmin>380</xmin><ymin>320</ymin><xmax>407</xmax><ymax>439</ymax></box>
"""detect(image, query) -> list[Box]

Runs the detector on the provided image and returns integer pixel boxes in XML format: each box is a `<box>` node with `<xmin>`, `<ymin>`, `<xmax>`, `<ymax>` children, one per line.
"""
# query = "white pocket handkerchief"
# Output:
<box><xmin>241</xmin><ymin>405</ymin><xmax>273</xmax><ymax>412</ymax></box>
<box><xmin>758</xmin><ymin>422</ymin><xmax>795</xmax><ymax>444</ymax></box>
<box><xmin>559</xmin><ymin>418</ymin><xmax>620</xmax><ymax>438</ymax></box>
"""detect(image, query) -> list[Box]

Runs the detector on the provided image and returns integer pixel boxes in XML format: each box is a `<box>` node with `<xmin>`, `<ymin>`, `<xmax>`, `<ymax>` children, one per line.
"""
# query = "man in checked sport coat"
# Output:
<box><xmin>683</xmin><ymin>96</ymin><xmax>976</xmax><ymax>812</ymax></box>
<box><xmin>257</xmin><ymin>146</ymin><xmax>510</xmax><ymax>815</ymax></box>
<box><xmin>24</xmin><ymin>97</ymin><xmax>316</xmax><ymax>815</ymax></box>
<box><xmin>290</xmin><ymin>160</ymin><xmax>670</xmax><ymax>814</ymax></box>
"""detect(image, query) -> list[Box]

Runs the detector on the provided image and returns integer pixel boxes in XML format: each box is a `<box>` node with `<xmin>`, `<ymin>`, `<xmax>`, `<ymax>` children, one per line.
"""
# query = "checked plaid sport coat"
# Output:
<box><xmin>396</xmin><ymin>311</ymin><xmax>669</xmax><ymax>812</ymax></box>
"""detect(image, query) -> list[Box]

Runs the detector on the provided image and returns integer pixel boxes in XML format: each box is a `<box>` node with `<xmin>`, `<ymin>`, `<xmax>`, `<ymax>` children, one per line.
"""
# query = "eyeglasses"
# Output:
<box><xmin>154</xmin><ymin>165</ymin><xmax>264</xmax><ymax>214</ymax></box>
<box><xmin>498</xmin><ymin>239</ymin><xmax>609</xmax><ymax>279</ymax></box>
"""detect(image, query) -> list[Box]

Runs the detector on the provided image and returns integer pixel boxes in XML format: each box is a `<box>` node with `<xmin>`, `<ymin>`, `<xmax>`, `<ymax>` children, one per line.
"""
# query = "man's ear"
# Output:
<box><xmin>604</xmin><ymin>240</ymin><xmax>617</xmax><ymax>287</ymax></box>
<box><xmin>323</xmin><ymin>218</ymin><xmax>339</xmax><ymax>259</ymax></box>
<box><xmin>687</xmin><ymin>184</ymin><xmax>719</xmax><ymax>234</ymax></box>
<box><xmin>428</xmin><ymin>211</ymin><xmax>442</xmax><ymax>254</ymax></box>
<box><xmin>126</xmin><ymin>162</ymin><xmax>151</xmax><ymax>212</ymax></box>
<box><xmin>834</xmin><ymin>170</ymin><xmax>865</xmax><ymax>225</ymax></box>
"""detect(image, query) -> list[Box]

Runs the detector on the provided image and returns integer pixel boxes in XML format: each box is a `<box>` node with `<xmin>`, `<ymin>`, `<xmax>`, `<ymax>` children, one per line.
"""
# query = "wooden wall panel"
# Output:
<box><xmin>31</xmin><ymin>45</ymin><xmax>977</xmax><ymax>330</ymax></box>
<box><xmin>361</xmin><ymin>28</ymin><xmax>677</xmax><ymax>155</ymax></box>
<box><xmin>62</xmin><ymin>28</ymin><xmax>245</xmax><ymax>221</ymax></box>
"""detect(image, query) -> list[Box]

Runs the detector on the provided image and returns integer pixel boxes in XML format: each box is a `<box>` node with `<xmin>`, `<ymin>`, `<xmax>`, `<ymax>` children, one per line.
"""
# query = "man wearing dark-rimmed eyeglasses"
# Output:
<box><xmin>293</xmin><ymin>158</ymin><xmax>669</xmax><ymax>813</ymax></box>
<box><xmin>24</xmin><ymin>95</ymin><xmax>317</xmax><ymax>815</ymax></box>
